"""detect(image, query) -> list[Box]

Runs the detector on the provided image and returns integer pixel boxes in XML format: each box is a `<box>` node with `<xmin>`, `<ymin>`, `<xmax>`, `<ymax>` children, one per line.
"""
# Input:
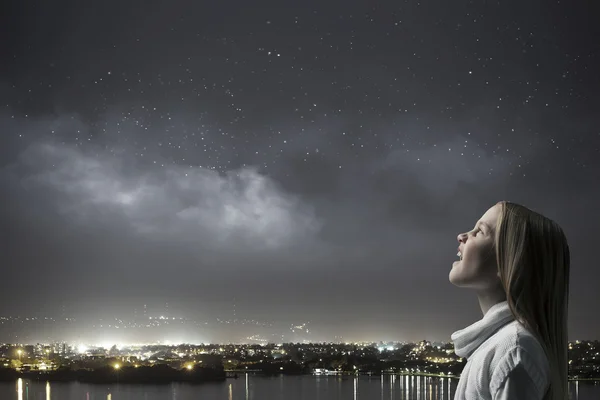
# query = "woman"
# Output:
<box><xmin>449</xmin><ymin>201</ymin><xmax>570</xmax><ymax>400</ymax></box>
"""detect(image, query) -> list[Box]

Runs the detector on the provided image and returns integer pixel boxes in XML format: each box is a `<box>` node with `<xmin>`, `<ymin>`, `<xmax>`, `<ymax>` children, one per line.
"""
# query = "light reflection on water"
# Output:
<box><xmin>5</xmin><ymin>375</ymin><xmax>598</xmax><ymax>400</ymax></box>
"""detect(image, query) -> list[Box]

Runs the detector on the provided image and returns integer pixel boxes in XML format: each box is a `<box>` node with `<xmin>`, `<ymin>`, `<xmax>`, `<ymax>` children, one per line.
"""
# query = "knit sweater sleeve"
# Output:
<box><xmin>493</xmin><ymin>364</ymin><xmax>543</xmax><ymax>400</ymax></box>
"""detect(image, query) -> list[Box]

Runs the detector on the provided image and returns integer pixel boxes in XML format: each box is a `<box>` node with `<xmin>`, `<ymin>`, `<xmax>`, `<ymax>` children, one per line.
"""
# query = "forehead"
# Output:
<box><xmin>478</xmin><ymin>204</ymin><xmax>501</xmax><ymax>228</ymax></box>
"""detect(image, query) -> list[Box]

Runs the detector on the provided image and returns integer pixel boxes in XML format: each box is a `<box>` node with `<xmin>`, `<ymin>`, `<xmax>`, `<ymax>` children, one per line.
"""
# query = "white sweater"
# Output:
<box><xmin>451</xmin><ymin>301</ymin><xmax>550</xmax><ymax>400</ymax></box>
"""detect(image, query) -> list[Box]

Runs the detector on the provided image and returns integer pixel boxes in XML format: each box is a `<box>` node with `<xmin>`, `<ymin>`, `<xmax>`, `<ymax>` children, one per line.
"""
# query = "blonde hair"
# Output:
<box><xmin>494</xmin><ymin>201</ymin><xmax>570</xmax><ymax>400</ymax></box>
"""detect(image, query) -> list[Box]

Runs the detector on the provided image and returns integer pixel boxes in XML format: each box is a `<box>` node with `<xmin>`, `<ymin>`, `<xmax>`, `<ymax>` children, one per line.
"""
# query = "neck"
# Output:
<box><xmin>476</xmin><ymin>288</ymin><xmax>507</xmax><ymax>316</ymax></box>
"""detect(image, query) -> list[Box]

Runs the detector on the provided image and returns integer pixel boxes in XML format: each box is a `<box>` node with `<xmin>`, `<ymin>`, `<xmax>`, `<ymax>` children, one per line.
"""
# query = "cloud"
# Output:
<box><xmin>373</xmin><ymin>134</ymin><xmax>512</xmax><ymax>197</ymax></box>
<box><xmin>11</xmin><ymin>140</ymin><xmax>321</xmax><ymax>252</ymax></box>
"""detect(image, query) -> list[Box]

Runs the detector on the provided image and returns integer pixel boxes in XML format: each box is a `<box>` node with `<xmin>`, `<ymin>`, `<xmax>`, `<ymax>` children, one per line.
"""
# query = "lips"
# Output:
<box><xmin>457</xmin><ymin>246</ymin><xmax>463</xmax><ymax>260</ymax></box>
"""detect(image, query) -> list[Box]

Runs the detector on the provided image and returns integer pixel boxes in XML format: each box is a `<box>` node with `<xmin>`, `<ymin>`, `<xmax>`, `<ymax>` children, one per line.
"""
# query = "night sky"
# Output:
<box><xmin>1</xmin><ymin>0</ymin><xmax>599</xmax><ymax>343</ymax></box>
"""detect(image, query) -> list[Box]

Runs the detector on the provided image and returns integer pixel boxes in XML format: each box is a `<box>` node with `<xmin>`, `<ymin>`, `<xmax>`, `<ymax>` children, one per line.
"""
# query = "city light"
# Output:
<box><xmin>0</xmin><ymin>339</ymin><xmax>596</xmax><ymax>382</ymax></box>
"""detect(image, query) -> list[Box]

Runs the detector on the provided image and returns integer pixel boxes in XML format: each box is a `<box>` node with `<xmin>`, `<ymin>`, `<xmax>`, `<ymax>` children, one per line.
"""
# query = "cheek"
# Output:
<box><xmin>466</xmin><ymin>241</ymin><xmax>493</xmax><ymax>260</ymax></box>
<box><xmin>458</xmin><ymin>254</ymin><xmax>487</xmax><ymax>279</ymax></box>
<box><xmin>466</xmin><ymin>246</ymin><xmax>496</xmax><ymax>274</ymax></box>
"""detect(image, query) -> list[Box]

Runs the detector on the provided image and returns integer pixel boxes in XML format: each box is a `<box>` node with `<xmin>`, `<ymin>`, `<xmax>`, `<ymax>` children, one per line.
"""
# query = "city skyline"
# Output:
<box><xmin>1</xmin><ymin>0</ymin><xmax>599</xmax><ymax>343</ymax></box>
<box><xmin>1</xmin><ymin>299</ymin><xmax>598</xmax><ymax>346</ymax></box>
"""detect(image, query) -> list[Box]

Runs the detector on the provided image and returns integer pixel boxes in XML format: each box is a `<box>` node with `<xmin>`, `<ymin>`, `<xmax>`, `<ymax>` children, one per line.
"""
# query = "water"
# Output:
<box><xmin>1</xmin><ymin>374</ymin><xmax>598</xmax><ymax>399</ymax></box>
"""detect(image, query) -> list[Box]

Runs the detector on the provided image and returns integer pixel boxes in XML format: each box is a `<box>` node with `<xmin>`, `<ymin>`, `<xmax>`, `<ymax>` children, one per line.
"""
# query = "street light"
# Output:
<box><xmin>17</xmin><ymin>349</ymin><xmax>22</xmax><ymax>361</ymax></box>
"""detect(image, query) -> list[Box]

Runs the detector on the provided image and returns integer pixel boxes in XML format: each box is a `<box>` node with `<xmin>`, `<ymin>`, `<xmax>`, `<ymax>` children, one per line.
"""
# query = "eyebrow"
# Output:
<box><xmin>477</xmin><ymin>221</ymin><xmax>491</xmax><ymax>231</ymax></box>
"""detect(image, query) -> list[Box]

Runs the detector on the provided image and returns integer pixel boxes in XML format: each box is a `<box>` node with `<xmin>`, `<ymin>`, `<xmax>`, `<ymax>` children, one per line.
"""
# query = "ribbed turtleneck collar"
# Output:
<box><xmin>451</xmin><ymin>301</ymin><xmax>515</xmax><ymax>359</ymax></box>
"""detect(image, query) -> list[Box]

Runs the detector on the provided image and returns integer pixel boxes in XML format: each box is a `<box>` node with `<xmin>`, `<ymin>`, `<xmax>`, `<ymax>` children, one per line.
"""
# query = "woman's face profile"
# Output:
<box><xmin>449</xmin><ymin>204</ymin><xmax>501</xmax><ymax>291</ymax></box>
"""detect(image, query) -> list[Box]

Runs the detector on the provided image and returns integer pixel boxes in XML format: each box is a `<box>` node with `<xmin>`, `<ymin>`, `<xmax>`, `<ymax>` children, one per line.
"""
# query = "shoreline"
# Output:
<box><xmin>2</xmin><ymin>369</ymin><xmax>598</xmax><ymax>385</ymax></box>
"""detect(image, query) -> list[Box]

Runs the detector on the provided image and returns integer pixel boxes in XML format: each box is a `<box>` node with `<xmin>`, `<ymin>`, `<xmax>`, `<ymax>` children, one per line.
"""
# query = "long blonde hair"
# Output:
<box><xmin>494</xmin><ymin>201</ymin><xmax>570</xmax><ymax>400</ymax></box>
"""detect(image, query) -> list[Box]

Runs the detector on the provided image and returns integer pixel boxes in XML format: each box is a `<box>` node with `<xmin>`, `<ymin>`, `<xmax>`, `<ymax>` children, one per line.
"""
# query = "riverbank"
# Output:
<box><xmin>2</xmin><ymin>366</ymin><xmax>598</xmax><ymax>385</ymax></box>
<box><xmin>0</xmin><ymin>366</ymin><xmax>226</xmax><ymax>384</ymax></box>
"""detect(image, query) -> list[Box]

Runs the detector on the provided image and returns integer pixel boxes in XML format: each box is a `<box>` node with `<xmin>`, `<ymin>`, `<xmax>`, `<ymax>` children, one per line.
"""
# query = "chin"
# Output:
<box><xmin>449</xmin><ymin>270</ymin><xmax>473</xmax><ymax>288</ymax></box>
<box><xmin>448</xmin><ymin>270</ymin><xmax>461</xmax><ymax>286</ymax></box>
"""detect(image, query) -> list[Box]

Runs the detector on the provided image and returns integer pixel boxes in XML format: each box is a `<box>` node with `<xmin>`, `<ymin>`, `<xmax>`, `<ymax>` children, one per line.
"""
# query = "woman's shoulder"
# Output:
<box><xmin>493</xmin><ymin>320</ymin><xmax>544</xmax><ymax>348</ymax></box>
<box><xmin>487</xmin><ymin>321</ymin><xmax>550</xmax><ymax>396</ymax></box>
<box><xmin>499</xmin><ymin>320</ymin><xmax>548</xmax><ymax>361</ymax></box>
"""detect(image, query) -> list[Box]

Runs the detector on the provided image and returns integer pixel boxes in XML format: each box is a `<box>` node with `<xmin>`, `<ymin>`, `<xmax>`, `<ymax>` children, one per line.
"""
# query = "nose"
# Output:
<box><xmin>457</xmin><ymin>232</ymin><xmax>467</xmax><ymax>244</ymax></box>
